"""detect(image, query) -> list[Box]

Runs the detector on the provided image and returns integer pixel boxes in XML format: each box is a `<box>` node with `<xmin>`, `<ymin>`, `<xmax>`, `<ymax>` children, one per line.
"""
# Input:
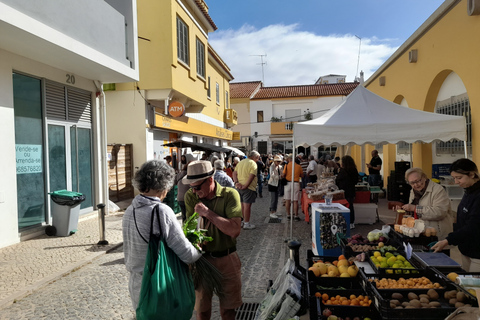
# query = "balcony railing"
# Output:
<box><xmin>224</xmin><ymin>109</ymin><xmax>238</xmax><ymax>125</ymax></box>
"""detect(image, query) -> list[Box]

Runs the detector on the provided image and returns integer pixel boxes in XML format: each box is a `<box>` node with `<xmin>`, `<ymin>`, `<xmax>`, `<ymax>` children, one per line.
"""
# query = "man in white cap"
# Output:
<box><xmin>183</xmin><ymin>160</ymin><xmax>242</xmax><ymax>320</ymax></box>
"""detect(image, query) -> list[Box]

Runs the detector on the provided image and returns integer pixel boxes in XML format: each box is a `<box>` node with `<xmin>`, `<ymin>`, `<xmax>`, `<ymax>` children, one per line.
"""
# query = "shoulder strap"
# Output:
<box><xmin>133</xmin><ymin>204</ymin><xmax>162</xmax><ymax>244</ymax></box>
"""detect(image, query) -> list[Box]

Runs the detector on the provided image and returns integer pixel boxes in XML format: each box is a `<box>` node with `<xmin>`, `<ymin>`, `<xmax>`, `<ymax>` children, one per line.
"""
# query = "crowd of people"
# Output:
<box><xmin>122</xmin><ymin>146</ymin><xmax>480</xmax><ymax>319</ymax></box>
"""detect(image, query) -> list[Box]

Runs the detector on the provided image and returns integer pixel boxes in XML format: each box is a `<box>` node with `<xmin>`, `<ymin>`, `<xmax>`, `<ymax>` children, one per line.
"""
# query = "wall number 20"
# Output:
<box><xmin>66</xmin><ymin>74</ymin><xmax>76</xmax><ymax>84</ymax></box>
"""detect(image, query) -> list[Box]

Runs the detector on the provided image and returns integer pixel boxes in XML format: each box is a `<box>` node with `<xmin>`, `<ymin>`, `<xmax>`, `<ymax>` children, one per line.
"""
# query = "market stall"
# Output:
<box><xmin>301</xmin><ymin>189</ymin><xmax>349</xmax><ymax>223</ymax></box>
<box><xmin>271</xmin><ymin>85</ymin><xmax>471</xmax><ymax>320</ymax></box>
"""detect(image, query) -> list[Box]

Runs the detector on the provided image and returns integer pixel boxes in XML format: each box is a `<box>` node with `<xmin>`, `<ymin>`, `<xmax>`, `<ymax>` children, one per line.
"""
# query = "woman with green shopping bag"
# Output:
<box><xmin>123</xmin><ymin>160</ymin><xmax>202</xmax><ymax>319</ymax></box>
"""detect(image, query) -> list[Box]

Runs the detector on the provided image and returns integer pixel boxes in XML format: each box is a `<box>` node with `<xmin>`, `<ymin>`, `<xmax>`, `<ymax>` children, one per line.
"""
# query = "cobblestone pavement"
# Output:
<box><xmin>0</xmin><ymin>189</ymin><xmax>400</xmax><ymax>319</ymax></box>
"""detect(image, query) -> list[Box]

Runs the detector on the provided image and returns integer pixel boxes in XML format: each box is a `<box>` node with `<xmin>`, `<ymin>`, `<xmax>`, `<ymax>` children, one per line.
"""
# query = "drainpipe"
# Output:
<box><xmin>94</xmin><ymin>81</ymin><xmax>109</xmax><ymax>215</ymax></box>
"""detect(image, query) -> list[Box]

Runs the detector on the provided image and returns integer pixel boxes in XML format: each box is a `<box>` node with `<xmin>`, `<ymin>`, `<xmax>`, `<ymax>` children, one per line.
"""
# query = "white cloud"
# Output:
<box><xmin>209</xmin><ymin>24</ymin><xmax>397</xmax><ymax>86</ymax></box>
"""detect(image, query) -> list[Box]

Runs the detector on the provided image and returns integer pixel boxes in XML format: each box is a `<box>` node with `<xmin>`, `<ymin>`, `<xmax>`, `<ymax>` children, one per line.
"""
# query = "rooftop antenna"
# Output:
<box><xmin>250</xmin><ymin>54</ymin><xmax>267</xmax><ymax>84</ymax></box>
<box><xmin>355</xmin><ymin>35</ymin><xmax>361</xmax><ymax>82</ymax></box>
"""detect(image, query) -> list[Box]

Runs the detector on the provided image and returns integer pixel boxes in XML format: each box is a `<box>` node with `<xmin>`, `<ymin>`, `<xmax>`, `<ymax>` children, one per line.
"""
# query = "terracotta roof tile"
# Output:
<box><xmin>252</xmin><ymin>82</ymin><xmax>359</xmax><ymax>99</ymax></box>
<box><xmin>194</xmin><ymin>0</ymin><xmax>217</xmax><ymax>31</ymax></box>
<box><xmin>230</xmin><ymin>81</ymin><xmax>262</xmax><ymax>99</ymax></box>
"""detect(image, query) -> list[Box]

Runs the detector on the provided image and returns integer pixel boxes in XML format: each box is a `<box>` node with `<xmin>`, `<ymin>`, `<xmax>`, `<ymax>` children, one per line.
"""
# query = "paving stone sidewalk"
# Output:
<box><xmin>0</xmin><ymin>212</ymin><xmax>124</xmax><ymax>310</ymax></box>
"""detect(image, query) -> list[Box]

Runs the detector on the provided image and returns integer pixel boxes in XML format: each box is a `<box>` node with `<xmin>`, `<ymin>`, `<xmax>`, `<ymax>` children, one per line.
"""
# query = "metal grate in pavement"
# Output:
<box><xmin>264</xmin><ymin>217</ymin><xmax>283</xmax><ymax>223</ymax></box>
<box><xmin>235</xmin><ymin>302</ymin><xmax>260</xmax><ymax>320</ymax></box>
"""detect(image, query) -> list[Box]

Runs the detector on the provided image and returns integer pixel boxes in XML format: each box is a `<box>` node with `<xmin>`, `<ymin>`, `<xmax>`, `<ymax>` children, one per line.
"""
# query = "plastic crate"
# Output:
<box><xmin>367</xmin><ymin>251</ymin><xmax>422</xmax><ymax>275</ymax></box>
<box><xmin>340</xmin><ymin>237</ymin><xmax>398</xmax><ymax>259</ymax></box>
<box><xmin>358</xmin><ymin>268</ymin><xmax>466</xmax><ymax>320</ymax></box>
<box><xmin>309</xmin><ymin>289</ymin><xmax>381</xmax><ymax>320</ymax></box>
<box><xmin>388</xmin><ymin>229</ymin><xmax>438</xmax><ymax>248</ymax></box>
<box><xmin>429</xmin><ymin>267</ymin><xmax>479</xmax><ymax>305</ymax></box>
<box><xmin>306</xmin><ymin>250</ymin><xmax>361</xmax><ymax>289</ymax></box>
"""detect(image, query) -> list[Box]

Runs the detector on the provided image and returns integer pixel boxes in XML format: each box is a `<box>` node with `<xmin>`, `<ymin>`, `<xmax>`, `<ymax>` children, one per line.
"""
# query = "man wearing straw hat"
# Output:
<box><xmin>183</xmin><ymin>160</ymin><xmax>243</xmax><ymax>320</ymax></box>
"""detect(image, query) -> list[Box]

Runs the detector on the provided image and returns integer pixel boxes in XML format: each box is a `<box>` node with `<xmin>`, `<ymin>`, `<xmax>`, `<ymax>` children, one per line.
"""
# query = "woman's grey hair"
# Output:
<box><xmin>132</xmin><ymin>160</ymin><xmax>175</xmax><ymax>193</ymax></box>
<box><xmin>405</xmin><ymin>167</ymin><xmax>427</xmax><ymax>181</ymax></box>
<box><xmin>214</xmin><ymin>159</ymin><xmax>225</xmax><ymax>170</ymax></box>
<box><xmin>249</xmin><ymin>150</ymin><xmax>260</xmax><ymax>158</ymax></box>
<box><xmin>233</xmin><ymin>157</ymin><xmax>240</xmax><ymax>164</ymax></box>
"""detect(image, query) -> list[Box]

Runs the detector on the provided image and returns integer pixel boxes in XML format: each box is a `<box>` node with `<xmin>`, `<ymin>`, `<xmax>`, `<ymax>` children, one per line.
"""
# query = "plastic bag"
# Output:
<box><xmin>136</xmin><ymin>205</ymin><xmax>195</xmax><ymax>320</ymax></box>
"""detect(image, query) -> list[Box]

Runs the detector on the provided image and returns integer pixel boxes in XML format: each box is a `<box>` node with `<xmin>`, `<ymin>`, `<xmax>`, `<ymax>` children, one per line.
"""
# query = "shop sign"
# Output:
<box><xmin>168</xmin><ymin>101</ymin><xmax>185</xmax><ymax>117</ymax></box>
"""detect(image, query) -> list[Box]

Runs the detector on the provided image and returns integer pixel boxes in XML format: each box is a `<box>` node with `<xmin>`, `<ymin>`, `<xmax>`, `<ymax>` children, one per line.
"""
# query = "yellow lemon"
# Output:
<box><xmin>337</xmin><ymin>259</ymin><xmax>349</xmax><ymax>268</ymax></box>
<box><xmin>447</xmin><ymin>272</ymin><xmax>459</xmax><ymax>282</ymax></box>
<box><xmin>309</xmin><ymin>266</ymin><xmax>321</xmax><ymax>277</ymax></box>
<box><xmin>347</xmin><ymin>265</ymin><xmax>359</xmax><ymax>277</ymax></box>
<box><xmin>373</xmin><ymin>251</ymin><xmax>381</xmax><ymax>258</ymax></box>
<box><xmin>340</xmin><ymin>272</ymin><xmax>351</xmax><ymax>278</ymax></box>
<box><xmin>338</xmin><ymin>265</ymin><xmax>349</xmax><ymax>275</ymax></box>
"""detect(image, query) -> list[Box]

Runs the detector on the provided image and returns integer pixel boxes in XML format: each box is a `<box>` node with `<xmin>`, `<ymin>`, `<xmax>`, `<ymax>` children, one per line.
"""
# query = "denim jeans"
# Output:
<box><xmin>257</xmin><ymin>174</ymin><xmax>264</xmax><ymax>195</ymax></box>
<box><xmin>368</xmin><ymin>174</ymin><xmax>381</xmax><ymax>187</ymax></box>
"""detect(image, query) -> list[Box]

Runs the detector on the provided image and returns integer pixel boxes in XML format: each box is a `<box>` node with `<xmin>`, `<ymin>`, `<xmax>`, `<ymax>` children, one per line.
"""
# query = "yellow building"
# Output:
<box><xmin>362</xmin><ymin>0</ymin><xmax>480</xmax><ymax>180</ymax></box>
<box><xmin>105</xmin><ymin>0</ymin><xmax>236</xmax><ymax>172</ymax></box>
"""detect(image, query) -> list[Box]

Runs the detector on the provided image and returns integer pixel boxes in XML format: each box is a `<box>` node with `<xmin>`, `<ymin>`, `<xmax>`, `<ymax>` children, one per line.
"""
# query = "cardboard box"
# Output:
<box><xmin>354</xmin><ymin>203</ymin><xmax>377</xmax><ymax>224</ymax></box>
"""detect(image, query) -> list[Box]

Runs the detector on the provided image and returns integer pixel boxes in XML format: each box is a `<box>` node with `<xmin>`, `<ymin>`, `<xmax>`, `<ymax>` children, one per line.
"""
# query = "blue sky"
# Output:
<box><xmin>207</xmin><ymin>1</ymin><xmax>445</xmax><ymax>86</ymax></box>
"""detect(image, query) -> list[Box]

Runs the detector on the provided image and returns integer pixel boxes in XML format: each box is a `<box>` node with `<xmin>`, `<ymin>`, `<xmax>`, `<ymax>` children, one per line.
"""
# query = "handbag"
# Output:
<box><xmin>135</xmin><ymin>204</ymin><xmax>195</xmax><ymax>320</ymax></box>
<box><xmin>281</xmin><ymin>178</ymin><xmax>288</xmax><ymax>186</ymax></box>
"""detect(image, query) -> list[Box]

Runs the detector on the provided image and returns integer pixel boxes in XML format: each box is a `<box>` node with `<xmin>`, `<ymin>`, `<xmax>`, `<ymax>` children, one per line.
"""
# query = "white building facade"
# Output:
<box><xmin>0</xmin><ymin>0</ymin><xmax>139</xmax><ymax>248</ymax></box>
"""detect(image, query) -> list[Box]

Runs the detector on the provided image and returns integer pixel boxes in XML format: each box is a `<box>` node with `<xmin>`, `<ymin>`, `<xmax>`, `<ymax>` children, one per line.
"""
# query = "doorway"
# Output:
<box><xmin>47</xmin><ymin>123</ymin><xmax>94</xmax><ymax>210</ymax></box>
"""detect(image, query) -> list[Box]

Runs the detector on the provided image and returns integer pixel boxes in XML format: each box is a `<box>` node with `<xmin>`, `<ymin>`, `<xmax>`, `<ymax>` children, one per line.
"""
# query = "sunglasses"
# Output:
<box><xmin>190</xmin><ymin>178</ymin><xmax>209</xmax><ymax>191</ymax></box>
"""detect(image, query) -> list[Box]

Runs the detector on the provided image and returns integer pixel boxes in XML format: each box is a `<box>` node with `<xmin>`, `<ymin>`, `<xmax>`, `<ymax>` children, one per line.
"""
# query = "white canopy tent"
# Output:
<box><xmin>286</xmin><ymin>85</ymin><xmax>467</xmax><ymax>240</ymax></box>
<box><xmin>294</xmin><ymin>85</ymin><xmax>467</xmax><ymax>148</ymax></box>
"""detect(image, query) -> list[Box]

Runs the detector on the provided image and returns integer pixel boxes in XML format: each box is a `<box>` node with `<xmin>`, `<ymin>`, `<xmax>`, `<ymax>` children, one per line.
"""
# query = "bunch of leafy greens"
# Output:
<box><xmin>183</xmin><ymin>212</ymin><xmax>223</xmax><ymax>297</ymax></box>
<box><xmin>183</xmin><ymin>212</ymin><xmax>213</xmax><ymax>252</ymax></box>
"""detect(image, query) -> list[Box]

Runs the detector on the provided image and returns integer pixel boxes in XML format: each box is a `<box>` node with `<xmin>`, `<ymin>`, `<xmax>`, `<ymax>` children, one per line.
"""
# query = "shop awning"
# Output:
<box><xmin>161</xmin><ymin>140</ymin><xmax>231</xmax><ymax>154</ymax></box>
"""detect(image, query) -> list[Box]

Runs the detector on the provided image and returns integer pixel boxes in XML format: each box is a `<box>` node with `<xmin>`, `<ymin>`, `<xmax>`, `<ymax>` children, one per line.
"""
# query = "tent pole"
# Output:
<box><xmin>409</xmin><ymin>143</ymin><xmax>413</xmax><ymax>167</ymax></box>
<box><xmin>361</xmin><ymin>145</ymin><xmax>365</xmax><ymax>174</ymax></box>
<box><xmin>464</xmin><ymin>141</ymin><xmax>468</xmax><ymax>158</ymax></box>
<box><xmin>290</xmin><ymin>135</ymin><xmax>296</xmax><ymax>241</ymax></box>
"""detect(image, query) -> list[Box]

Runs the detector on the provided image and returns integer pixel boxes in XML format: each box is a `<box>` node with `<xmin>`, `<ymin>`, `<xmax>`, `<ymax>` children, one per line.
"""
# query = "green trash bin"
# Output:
<box><xmin>47</xmin><ymin>190</ymin><xmax>86</xmax><ymax>237</ymax></box>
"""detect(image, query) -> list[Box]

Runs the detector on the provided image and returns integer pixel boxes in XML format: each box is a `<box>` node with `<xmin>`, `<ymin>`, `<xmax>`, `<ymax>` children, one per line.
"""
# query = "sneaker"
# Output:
<box><xmin>241</xmin><ymin>221</ymin><xmax>244</xmax><ymax>228</ymax></box>
<box><xmin>269</xmin><ymin>213</ymin><xmax>278</xmax><ymax>219</ymax></box>
<box><xmin>243</xmin><ymin>223</ymin><xmax>256</xmax><ymax>230</ymax></box>
<box><xmin>294</xmin><ymin>216</ymin><xmax>301</xmax><ymax>221</ymax></box>
<box><xmin>287</xmin><ymin>216</ymin><xmax>291</xmax><ymax>220</ymax></box>
<box><xmin>350</xmin><ymin>223</ymin><xmax>355</xmax><ymax>229</ymax></box>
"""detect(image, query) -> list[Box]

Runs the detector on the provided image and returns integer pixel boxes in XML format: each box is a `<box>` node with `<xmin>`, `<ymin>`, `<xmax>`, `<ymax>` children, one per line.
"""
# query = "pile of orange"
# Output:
<box><xmin>371</xmin><ymin>276</ymin><xmax>443</xmax><ymax>289</ymax></box>
<box><xmin>314</xmin><ymin>292</ymin><xmax>372</xmax><ymax>306</ymax></box>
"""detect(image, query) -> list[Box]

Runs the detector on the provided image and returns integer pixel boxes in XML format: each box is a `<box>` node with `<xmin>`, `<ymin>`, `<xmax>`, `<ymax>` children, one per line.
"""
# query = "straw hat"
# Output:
<box><xmin>182</xmin><ymin>160</ymin><xmax>215</xmax><ymax>184</ymax></box>
<box><xmin>273</xmin><ymin>155</ymin><xmax>282</xmax><ymax>162</ymax></box>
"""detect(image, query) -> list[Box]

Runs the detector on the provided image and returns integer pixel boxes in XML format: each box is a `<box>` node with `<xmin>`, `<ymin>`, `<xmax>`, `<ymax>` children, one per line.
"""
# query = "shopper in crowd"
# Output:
<box><xmin>233</xmin><ymin>151</ymin><xmax>260</xmax><ymax>230</ymax></box>
<box><xmin>299</xmin><ymin>154</ymin><xmax>309</xmax><ymax>188</ymax></box>
<box><xmin>282</xmin><ymin>154</ymin><xmax>304</xmax><ymax>221</ymax></box>
<box><xmin>232</xmin><ymin>157</ymin><xmax>240</xmax><ymax>170</ymax></box>
<box><xmin>316</xmin><ymin>158</ymin><xmax>326</xmax><ymax>178</ymax></box>
<box><xmin>306</xmin><ymin>155</ymin><xmax>318</xmax><ymax>184</ymax></box>
<box><xmin>432</xmin><ymin>159</ymin><xmax>480</xmax><ymax>272</ymax></box>
<box><xmin>367</xmin><ymin>149</ymin><xmax>382</xmax><ymax>187</ymax></box>
<box><xmin>395</xmin><ymin>167</ymin><xmax>452</xmax><ymax>239</ymax></box>
<box><xmin>256</xmin><ymin>157</ymin><xmax>265</xmax><ymax>198</ymax></box>
<box><xmin>214</xmin><ymin>159</ymin><xmax>235</xmax><ymax>188</ymax></box>
<box><xmin>183</xmin><ymin>161</ymin><xmax>243</xmax><ymax>320</ymax></box>
<box><xmin>175</xmin><ymin>153</ymin><xmax>195</xmax><ymax>221</ymax></box>
<box><xmin>123</xmin><ymin>160</ymin><xmax>201</xmax><ymax>310</ymax></box>
<box><xmin>267</xmin><ymin>155</ymin><xmax>283</xmax><ymax>218</ymax></box>
<box><xmin>335</xmin><ymin>155</ymin><xmax>359</xmax><ymax>229</ymax></box>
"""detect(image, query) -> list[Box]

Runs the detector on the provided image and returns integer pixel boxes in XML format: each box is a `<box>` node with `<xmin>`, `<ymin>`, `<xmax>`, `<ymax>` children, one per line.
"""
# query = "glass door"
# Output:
<box><xmin>48</xmin><ymin>123</ymin><xmax>93</xmax><ymax>212</ymax></box>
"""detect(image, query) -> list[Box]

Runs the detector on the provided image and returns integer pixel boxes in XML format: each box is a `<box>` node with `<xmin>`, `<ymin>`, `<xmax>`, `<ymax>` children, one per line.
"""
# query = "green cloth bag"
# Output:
<box><xmin>136</xmin><ymin>205</ymin><xmax>196</xmax><ymax>320</ymax></box>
